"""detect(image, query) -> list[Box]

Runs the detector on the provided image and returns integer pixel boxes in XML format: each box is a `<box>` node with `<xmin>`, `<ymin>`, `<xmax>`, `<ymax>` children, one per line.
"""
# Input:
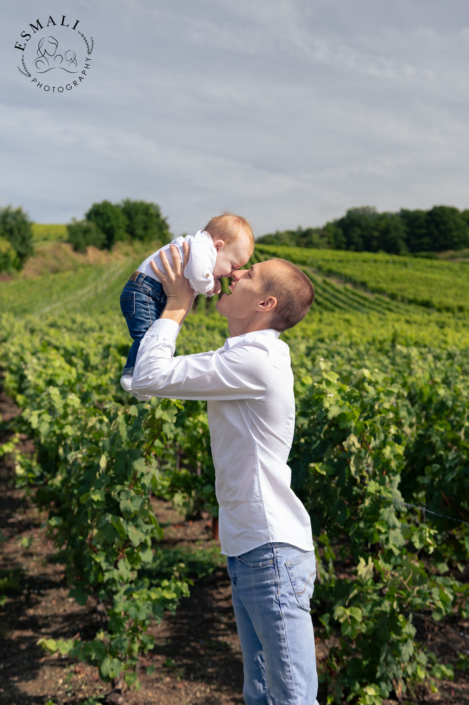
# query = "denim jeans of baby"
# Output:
<box><xmin>227</xmin><ymin>543</ymin><xmax>319</xmax><ymax>705</ymax></box>
<box><xmin>120</xmin><ymin>273</ymin><xmax>167</xmax><ymax>376</ymax></box>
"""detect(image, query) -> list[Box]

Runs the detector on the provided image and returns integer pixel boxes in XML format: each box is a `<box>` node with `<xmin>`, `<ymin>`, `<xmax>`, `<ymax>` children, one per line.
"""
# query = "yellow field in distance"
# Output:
<box><xmin>31</xmin><ymin>223</ymin><xmax>67</xmax><ymax>242</ymax></box>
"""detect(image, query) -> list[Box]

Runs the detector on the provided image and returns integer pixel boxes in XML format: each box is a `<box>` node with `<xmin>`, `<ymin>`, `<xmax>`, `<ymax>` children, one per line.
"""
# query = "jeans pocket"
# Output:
<box><xmin>238</xmin><ymin>557</ymin><xmax>274</xmax><ymax>569</ymax></box>
<box><xmin>238</xmin><ymin>547</ymin><xmax>274</xmax><ymax>569</ymax></box>
<box><xmin>120</xmin><ymin>292</ymin><xmax>135</xmax><ymax>321</ymax></box>
<box><xmin>285</xmin><ymin>550</ymin><xmax>316</xmax><ymax>611</ymax></box>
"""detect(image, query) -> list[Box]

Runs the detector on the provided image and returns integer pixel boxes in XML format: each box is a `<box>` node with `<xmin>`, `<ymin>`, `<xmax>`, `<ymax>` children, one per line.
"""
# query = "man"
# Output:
<box><xmin>122</xmin><ymin>244</ymin><xmax>319</xmax><ymax>705</ymax></box>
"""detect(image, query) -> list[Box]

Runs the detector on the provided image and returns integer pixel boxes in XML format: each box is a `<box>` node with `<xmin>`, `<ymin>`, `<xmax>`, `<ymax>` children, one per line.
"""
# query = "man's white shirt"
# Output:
<box><xmin>121</xmin><ymin>319</ymin><xmax>314</xmax><ymax>557</ymax></box>
<box><xmin>138</xmin><ymin>231</ymin><xmax>217</xmax><ymax>296</ymax></box>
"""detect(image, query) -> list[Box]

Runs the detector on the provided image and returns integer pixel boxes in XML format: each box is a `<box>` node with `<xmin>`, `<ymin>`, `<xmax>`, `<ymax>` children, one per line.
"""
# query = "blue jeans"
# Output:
<box><xmin>120</xmin><ymin>273</ymin><xmax>167</xmax><ymax>375</ymax></box>
<box><xmin>227</xmin><ymin>543</ymin><xmax>318</xmax><ymax>705</ymax></box>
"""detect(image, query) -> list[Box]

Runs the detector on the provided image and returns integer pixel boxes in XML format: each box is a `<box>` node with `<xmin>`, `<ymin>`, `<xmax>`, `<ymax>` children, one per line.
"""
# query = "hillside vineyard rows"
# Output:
<box><xmin>1</xmin><ymin>245</ymin><xmax>468</xmax><ymax>704</ymax></box>
<box><xmin>256</xmin><ymin>245</ymin><xmax>469</xmax><ymax>313</ymax></box>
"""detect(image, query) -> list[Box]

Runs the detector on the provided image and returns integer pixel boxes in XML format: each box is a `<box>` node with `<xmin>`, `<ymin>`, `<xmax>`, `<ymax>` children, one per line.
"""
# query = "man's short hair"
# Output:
<box><xmin>264</xmin><ymin>259</ymin><xmax>315</xmax><ymax>332</ymax></box>
<box><xmin>204</xmin><ymin>212</ymin><xmax>255</xmax><ymax>254</ymax></box>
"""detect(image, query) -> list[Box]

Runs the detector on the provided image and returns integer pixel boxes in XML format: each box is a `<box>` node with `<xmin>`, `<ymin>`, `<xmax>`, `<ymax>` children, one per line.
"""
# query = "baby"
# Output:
<box><xmin>120</xmin><ymin>213</ymin><xmax>254</xmax><ymax>376</ymax></box>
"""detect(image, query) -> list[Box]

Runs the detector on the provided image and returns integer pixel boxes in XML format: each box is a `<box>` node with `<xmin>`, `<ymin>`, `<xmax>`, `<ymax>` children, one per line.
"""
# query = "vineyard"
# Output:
<box><xmin>255</xmin><ymin>245</ymin><xmax>469</xmax><ymax>313</ymax></box>
<box><xmin>1</xmin><ymin>244</ymin><xmax>469</xmax><ymax>705</ymax></box>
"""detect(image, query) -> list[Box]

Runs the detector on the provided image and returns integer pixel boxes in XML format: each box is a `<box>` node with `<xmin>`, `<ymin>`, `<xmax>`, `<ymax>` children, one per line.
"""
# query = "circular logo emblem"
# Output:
<box><xmin>15</xmin><ymin>15</ymin><xmax>94</xmax><ymax>93</ymax></box>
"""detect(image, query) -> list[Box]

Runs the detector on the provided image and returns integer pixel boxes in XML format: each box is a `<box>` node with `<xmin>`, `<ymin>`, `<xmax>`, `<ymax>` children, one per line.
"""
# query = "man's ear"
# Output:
<box><xmin>257</xmin><ymin>295</ymin><xmax>277</xmax><ymax>313</ymax></box>
<box><xmin>213</xmin><ymin>239</ymin><xmax>225</xmax><ymax>251</ymax></box>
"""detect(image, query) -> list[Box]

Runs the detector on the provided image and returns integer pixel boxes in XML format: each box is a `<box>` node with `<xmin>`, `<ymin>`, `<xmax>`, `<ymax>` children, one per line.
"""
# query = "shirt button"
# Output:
<box><xmin>206</xmin><ymin>273</ymin><xmax>210</xmax><ymax>277</ymax></box>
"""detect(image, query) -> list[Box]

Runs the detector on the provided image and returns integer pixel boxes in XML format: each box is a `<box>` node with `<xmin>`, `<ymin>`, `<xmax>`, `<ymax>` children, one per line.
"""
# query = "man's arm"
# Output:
<box><xmin>121</xmin><ymin>243</ymin><xmax>271</xmax><ymax>402</ymax></box>
<box><xmin>127</xmin><ymin>318</ymin><xmax>271</xmax><ymax>402</ymax></box>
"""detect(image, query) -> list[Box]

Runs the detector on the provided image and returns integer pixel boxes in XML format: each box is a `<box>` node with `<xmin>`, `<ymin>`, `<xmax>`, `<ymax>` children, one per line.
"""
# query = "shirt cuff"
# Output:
<box><xmin>147</xmin><ymin>317</ymin><xmax>180</xmax><ymax>342</ymax></box>
<box><xmin>120</xmin><ymin>374</ymin><xmax>133</xmax><ymax>393</ymax></box>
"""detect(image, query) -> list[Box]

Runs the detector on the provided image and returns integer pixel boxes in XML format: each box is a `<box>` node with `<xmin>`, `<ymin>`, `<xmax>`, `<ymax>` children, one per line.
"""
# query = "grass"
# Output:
<box><xmin>0</xmin><ymin>259</ymin><xmax>139</xmax><ymax>317</ymax></box>
<box><xmin>2</xmin><ymin>241</ymin><xmax>469</xmax><ymax>353</ymax></box>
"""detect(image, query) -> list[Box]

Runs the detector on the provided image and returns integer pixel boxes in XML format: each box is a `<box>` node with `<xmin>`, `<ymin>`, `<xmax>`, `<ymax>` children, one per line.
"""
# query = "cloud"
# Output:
<box><xmin>1</xmin><ymin>0</ymin><xmax>469</xmax><ymax>234</ymax></box>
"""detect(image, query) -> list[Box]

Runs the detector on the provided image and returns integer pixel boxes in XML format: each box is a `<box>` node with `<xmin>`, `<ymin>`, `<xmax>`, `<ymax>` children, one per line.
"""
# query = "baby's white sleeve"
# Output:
<box><xmin>184</xmin><ymin>239</ymin><xmax>216</xmax><ymax>296</ymax></box>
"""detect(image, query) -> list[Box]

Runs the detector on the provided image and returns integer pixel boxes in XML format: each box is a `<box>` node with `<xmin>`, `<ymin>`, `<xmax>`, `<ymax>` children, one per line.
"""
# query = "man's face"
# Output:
<box><xmin>216</xmin><ymin>260</ymin><xmax>276</xmax><ymax>331</ymax></box>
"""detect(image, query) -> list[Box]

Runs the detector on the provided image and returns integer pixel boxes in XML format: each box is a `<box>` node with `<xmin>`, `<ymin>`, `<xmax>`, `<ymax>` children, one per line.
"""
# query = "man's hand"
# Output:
<box><xmin>150</xmin><ymin>242</ymin><xmax>195</xmax><ymax>325</ymax></box>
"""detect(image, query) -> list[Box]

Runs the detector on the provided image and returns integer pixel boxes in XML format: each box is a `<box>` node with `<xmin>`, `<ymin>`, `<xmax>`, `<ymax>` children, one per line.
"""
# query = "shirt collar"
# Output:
<box><xmin>224</xmin><ymin>328</ymin><xmax>281</xmax><ymax>349</ymax></box>
<box><xmin>195</xmin><ymin>229</ymin><xmax>213</xmax><ymax>243</ymax></box>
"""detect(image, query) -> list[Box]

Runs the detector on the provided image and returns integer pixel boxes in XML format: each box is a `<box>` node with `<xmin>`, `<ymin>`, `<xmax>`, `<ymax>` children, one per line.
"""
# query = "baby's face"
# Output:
<box><xmin>213</xmin><ymin>236</ymin><xmax>252</xmax><ymax>278</ymax></box>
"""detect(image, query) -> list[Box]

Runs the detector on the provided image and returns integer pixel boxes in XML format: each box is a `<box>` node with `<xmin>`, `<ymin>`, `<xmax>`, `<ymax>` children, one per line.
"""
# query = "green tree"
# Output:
<box><xmin>461</xmin><ymin>209</ymin><xmax>469</xmax><ymax>231</ymax></box>
<box><xmin>336</xmin><ymin>207</ymin><xmax>379</xmax><ymax>251</ymax></box>
<box><xmin>399</xmin><ymin>209</ymin><xmax>429</xmax><ymax>253</ymax></box>
<box><xmin>120</xmin><ymin>200</ymin><xmax>171</xmax><ymax>245</ymax></box>
<box><xmin>257</xmin><ymin>205</ymin><xmax>469</xmax><ymax>254</ymax></box>
<box><xmin>336</xmin><ymin>209</ymin><xmax>408</xmax><ymax>253</ymax></box>
<box><xmin>0</xmin><ymin>206</ymin><xmax>34</xmax><ymax>265</ymax></box>
<box><xmin>374</xmin><ymin>213</ymin><xmax>408</xmax><ymax>255</ymax></box>
<box><xmin>323</xmin><ymin>222</ymin><xmax>346</xmax><ymax>249</ymax></box>
<box><xmin>257</xmin><ymin>229</ymin><xmax>301</xmax><ymax>246</ymax></box>
<box><xmin>425</xmin><ymin>205</ymin><xmax>469</xmax><ymax>251</ymax></box>
<box><xmin>297</xmin><ymin>227</ymin><xmax>330</xmax><ymax>249</ymax></box>
<box><xmin>85</xmin><ymin>201</ymin><xmax>128</xmax><ymax>249</ymax></box>
<box><xmin>0</xmin><ymin>237</ymin><xmax>19</xmax><ymax>273</ymax></box>
<box><xmin>67</xmin><ymin>219</ymin><xmax>106</xmax><ymax>253</ymax></box>
<box><xmin>258</xmin><ymin>225</ymin><xmax>333</xmax><ymax>249</ymax></box>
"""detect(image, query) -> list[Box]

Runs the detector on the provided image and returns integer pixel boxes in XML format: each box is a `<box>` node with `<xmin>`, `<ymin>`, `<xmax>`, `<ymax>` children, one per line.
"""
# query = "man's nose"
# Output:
<box><xmin>231</xmin><ymin>270</ymin><xmax>242</xmax><ymax>280</ymax></box>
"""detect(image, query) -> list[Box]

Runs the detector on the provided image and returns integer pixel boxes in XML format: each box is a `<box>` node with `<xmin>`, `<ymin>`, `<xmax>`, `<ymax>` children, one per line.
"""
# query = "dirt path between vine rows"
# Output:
<box><xmin>1</xmin><ymin>379</ymin><xmax>468</xmax><ymax>705</ymax></box>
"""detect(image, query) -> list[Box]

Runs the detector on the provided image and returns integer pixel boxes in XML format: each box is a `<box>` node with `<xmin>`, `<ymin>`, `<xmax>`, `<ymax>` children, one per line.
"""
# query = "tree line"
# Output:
<box><xmin>67</xmin><ymin>199</ymin><xmax>171</xmax><ymax>252</ymax></box>
<box><xmin>257</xmin><ymin>205</ymin><xmax>469</xmax><ymax>255</ymax></box>
<box><xmin>2</xmin><ymin>201</ymin><xmax>469</xmax><ymax>274</ymax></box>
<box><xmin>0</xmin><ymin>200</ymin><xmax>171</xmax><ymax>273</ymax></box>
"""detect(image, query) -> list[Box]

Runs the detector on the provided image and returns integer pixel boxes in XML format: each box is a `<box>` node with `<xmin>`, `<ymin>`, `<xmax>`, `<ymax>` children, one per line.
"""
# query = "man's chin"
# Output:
<box><xmin>215</xmin><ymin>294</ymin><xmax>229</xmax><ymax>317</ymax></box>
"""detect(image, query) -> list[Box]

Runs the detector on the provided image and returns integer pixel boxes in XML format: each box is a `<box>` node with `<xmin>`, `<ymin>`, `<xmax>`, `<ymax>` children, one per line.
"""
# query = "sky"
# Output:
<box><xmin>1</xmin><ymin>0</ymin><xmax>469</xmax><ymax>237</ymax></box>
